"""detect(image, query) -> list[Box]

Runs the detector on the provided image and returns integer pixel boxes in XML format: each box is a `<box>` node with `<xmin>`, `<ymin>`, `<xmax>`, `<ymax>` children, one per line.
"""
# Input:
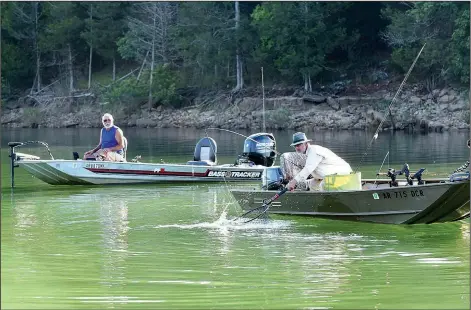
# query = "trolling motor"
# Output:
<box><xmin>8</xmin><ymin>142</ymin><xmax>23</xmax><ymax>188</ymax></box>
<box><xmin>378</xmin><ymin>163</ymin><xmax>425</xmax><ymax>187</ymax></box>
<box><xmin>8</xmin><ymin>141</ymin><xmax>53</xmax><ymax>188</ymax></box>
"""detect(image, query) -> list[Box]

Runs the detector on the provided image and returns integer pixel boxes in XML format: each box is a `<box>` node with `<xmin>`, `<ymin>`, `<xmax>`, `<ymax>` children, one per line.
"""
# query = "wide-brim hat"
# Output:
<box><xmin>290</xmin><ymin>132</ymin><xmax>312</xmax><ymax>146</ymax></box>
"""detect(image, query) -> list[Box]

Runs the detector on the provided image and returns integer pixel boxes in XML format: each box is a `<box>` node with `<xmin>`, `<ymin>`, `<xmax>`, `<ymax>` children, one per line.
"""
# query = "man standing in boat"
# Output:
<box><xmin>83</xmin><ymin>113</ymin><xmax>126</xmax><ymax>162</ymax></box>
<box><xmin>286</xmin><ymin>132</ymin><xmax>353</xmax><ymax>191</ymax></box>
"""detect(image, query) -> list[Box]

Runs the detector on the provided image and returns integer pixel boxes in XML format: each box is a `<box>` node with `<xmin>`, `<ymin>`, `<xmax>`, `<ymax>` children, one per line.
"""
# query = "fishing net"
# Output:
<box><xmin>280</xmin><ymin>152</ymin><xmax>361</xmax><ymax>191</ymax></box>
<box><xmin>235</xmin><ymin>188</ymin><xmax>289</xmax><ymax>223</ymax></box>
<box><xmin>238</xmin><ymin>203</ymin><xmax>271</xmax><ymax>223</ymax></box>
<box><xmin>280</xmin><ymin>152</ymin><xmax>309</xmax><ymax>190</ymax></box>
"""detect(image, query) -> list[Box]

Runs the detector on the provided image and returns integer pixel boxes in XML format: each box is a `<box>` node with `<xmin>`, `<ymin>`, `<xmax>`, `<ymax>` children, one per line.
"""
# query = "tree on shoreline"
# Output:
<box><xmin>1</xmin><ymin>1</ymin><xmax>468</xmax><ymax>107</ymax></box>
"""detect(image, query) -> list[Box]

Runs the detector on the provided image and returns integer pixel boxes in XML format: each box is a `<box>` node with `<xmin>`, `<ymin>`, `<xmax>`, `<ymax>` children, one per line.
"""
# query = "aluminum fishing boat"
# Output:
<box><xmin>231</xmin><ymin>165</ymin><xmax>470</xmax><ymax>224</ymax></box>
<box><xmin>8</xmin><ymin>133</ymin><xmax>278</xmax><ymax>186</ymax></box>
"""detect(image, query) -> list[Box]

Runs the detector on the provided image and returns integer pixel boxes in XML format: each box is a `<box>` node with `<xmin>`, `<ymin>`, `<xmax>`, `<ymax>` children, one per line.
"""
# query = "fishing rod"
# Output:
<box><xmin>354</xmin><ymin>43</ymin><xmax>426</xmax><ymax>173</ymax></box>
<box><xmin>373</xmin><ymin>151</ymin><xmax>389</xmax><ymax>186</ymax></box>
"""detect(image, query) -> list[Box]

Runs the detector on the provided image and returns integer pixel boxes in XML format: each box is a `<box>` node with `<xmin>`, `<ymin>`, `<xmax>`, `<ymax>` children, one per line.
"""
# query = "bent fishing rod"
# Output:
<box><xmin>354</xmin><ymin>43</ymin><xmax>426</xmax><ymax>174</ymax></box>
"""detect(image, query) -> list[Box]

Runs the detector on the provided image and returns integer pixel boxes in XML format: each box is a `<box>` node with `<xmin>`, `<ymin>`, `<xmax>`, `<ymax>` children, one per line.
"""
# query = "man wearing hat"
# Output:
<box><xmin>286</xmin><ymin>132</ymin><xmax>353</xmax><ymax>191</ymax></box>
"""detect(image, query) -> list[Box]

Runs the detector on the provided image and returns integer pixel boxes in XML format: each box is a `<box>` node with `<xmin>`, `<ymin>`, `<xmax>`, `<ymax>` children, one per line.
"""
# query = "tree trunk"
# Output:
<box><xmin>234</xmin><ymin>1</ymin><xmax>243</xmax><ymax>91</ymax></box>
<box><xmin>304</xmin><ymin>73</ymin><xmax>309</xmax><ymax>92</ymax></box>
<box><xmin>148</xmin><ymin>4</ymin><xmax>157</xmax><ymax>111</ymax></box>
<box><xmin>112</xmin><ymin>56</ymin><xmax>116</xmax><ymax>81</ymax></box>
<box><xmin>34</xmin><ymin>2</ymin><xmax>41</xmax><ymax>92</ymax></box>
<box><xmin>87</xmin><ymin>3</ymin><xmax>93</xmax><ymax>89</ymax></box>
<box><xmin>160</xmin><ymin>3</ymin><xmax>168</xmax><ymax>64</ymax></box>
<box><xmin>389</xmin><ymin>107</ymin><xmax>397</xmax><ymax>130</ymax></box>
<box><xmin>303</xmin><ymin>3</ymin><xmax>309</xmax><ymax>93</ymax></box>
<box><xmin>303</xmin><ymin>73</ymin><xmax>309</xmax><ymax>91</ymax></box>
<box><xmin>303</xmin><ymin>73</ymin><xmax>312</xmax><ymax>92</ymax></box>
<box><xmin>215</xmin><ymin>46</ymin><xmax>220</xmax><ymax>80</ymax></box>
<box><xmin>137</xmin><ymin>50</ymin><xmax>149</xmax><ymax>82</ymax></box>
<box><xmin>68</xmin><ymin>43</ymin><xmax>74</xmax><ymax>95</ymax></box>
<box><xmin>88</xmin><ymin>46</ymin><xmax>93</xmax><ymax>89</ymax></box>
<box><xmin>236</xmin><ymin>53</ymin><xmax>243</xmax><ymax>90</ymax></box>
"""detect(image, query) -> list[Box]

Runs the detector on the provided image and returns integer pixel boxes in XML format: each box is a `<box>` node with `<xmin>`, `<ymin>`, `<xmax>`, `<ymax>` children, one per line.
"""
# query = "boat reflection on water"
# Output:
<box><xmin>98</xmin><ymin>199</ymin><xmax>130</xmax><ymax>288</ymax></box>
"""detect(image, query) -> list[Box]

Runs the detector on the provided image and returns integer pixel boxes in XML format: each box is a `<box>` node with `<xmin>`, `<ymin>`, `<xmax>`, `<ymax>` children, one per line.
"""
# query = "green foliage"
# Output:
<box><xmin>0</xmin><ymin>42</ymin><xmax>33</xmax><ymax>90</ymax></box>
<box><xmin>101</xmin><ymin>65</ymin><xmax>181</xmax><ymax>108</ymax></box>
<box><xmin>23</xmin><ymin>107</ymin><xmax>41</xmax><ymax>124</ymax></box>
<box><xmin>382</xmin><ymin>2</ymin><xmax>469</xmax><ymax>85</ymax></box>
<box><xmin>252</xmin><ymin>2</ymin><xmax>354</xmax><ymax>85</ymax></box>
<box><xmin>81</xmin><ymin>2</ymin><xmax>129</xmax><ymax>60</ymax></box>
<box><xmin>1</xmin><ymin>77</ymin><xmax>11</xmax><ymax>104</ymax></box>
<box><xmin>0</xmin><ymin>2</ymin><xmax>40</xmax><ymax>90</ymax></box>
<box><xmin>101</xmin><ymin>77</ymin><xmax>147</xmax><ymax>107</ymax></box>
<box><xmin>116</xmin><ymin>36</ymin><xmax>138</xmax><ymax>61</ymax></box>
<box><xmin>39</xmin><ymin>2</ymin><xmax>85</xmax><ymax>51</ymax></box>
<box><xmin>461</xmin><ymin>110</ymin><xmax>470</xmax><ymax>125</ymax></box>
<box><xmin>1</xmin><ymin>1</ymin><xmax>469</xmax><ymax>97</ymax></box>
<box><xmin>267</xmin><ymin>107</ymin><xmax>291</xmax><ymax>129</ymax></box>
<box><xmin>173</xmin><ymin>2</ymin><xmax>236</xmax><ymax>89</ymax></box>
<box><xmin>117</xmin><ymin>2</ymin><xmax>178</xmax><ymax>65</ymax></box>
<box><xmin>151</xmin><ymin>65</ymin><xmax>181</xmax><ymax>107</ymax></box>
<box><xmin>450</xmin><ymin>8</ymin><xmax>470</xmax><ymax>84</ymax></box>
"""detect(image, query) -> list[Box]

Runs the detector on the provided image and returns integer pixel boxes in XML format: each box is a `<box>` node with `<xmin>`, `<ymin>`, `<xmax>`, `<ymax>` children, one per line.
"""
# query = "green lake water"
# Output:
<box><xmin>1</xmin><ymin>128</ymin><xmax>469</xmax><ymax>309</ymax></box>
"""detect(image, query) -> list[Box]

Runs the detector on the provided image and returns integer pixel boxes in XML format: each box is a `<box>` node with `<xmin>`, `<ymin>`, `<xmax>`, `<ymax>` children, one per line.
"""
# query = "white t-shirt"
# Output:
<box><xmin>294</xmin><ymin>144</ymin><xmax>352</xmax><ymax>182</ymax></box>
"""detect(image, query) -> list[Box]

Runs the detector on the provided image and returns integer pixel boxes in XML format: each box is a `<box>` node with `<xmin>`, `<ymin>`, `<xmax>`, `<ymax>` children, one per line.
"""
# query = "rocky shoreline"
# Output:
<box><xmin>2</xmin><ymin>86</ymin><xmax>469</xmax><ymax>132</ymax></box>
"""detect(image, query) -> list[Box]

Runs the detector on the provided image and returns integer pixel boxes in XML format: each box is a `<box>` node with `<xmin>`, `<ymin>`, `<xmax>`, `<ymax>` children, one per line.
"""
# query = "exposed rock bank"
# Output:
<box><xmin>2</xmin><ymin>85</ymin><xmax>469</xmax><ymax>132</ymax></box>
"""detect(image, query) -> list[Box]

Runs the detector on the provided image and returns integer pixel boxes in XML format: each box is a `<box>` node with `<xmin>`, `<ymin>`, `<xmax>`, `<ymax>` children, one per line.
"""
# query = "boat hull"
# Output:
<box><xmin>231</xmin><ymin>181</ymin><xmax>470</xmax><ymax>224</ymax></box>
<box><xmin>18</xmin><ymin>160</ymin><xmax>265</xmax><ymax>185</ymax></box>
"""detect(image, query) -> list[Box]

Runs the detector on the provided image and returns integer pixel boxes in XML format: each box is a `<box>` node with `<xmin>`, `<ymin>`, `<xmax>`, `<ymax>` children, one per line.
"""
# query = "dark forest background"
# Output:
<box><xmin>1</xmin><ymin>1</ymin><xmax>469</xmax><ymax>110</ymax></box>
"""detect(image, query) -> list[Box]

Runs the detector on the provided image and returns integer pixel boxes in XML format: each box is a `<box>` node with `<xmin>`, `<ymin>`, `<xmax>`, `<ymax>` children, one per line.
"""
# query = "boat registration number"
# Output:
<box><xmin>84</xmin><ymin>163</ymin><xmax>105</xmax><ymax>169</ymax></box>
<box><xmin>207</xmin><ymin>170</ymin><xmax>261</xmax><ymax>178</ymax></box>
<box><xmin>373</xmin><ymin>189</ymin><xmax>425</xmax><ymax>200</ymax></box>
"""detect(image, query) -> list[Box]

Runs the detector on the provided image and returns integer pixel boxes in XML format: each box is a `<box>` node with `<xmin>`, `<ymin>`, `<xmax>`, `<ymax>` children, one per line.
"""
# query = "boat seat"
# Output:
<box><xmin>187</xmin><ymin>137</ymin><xmax>217</xmax><ymax>166</ymax></box>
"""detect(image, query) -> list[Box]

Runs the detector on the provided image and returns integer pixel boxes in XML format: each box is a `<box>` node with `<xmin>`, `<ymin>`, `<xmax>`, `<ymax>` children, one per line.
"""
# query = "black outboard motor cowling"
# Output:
<box><xmin>241</xmin><ymin>133</ymin><xmax>277</xmax><ymax>167</ymax></box>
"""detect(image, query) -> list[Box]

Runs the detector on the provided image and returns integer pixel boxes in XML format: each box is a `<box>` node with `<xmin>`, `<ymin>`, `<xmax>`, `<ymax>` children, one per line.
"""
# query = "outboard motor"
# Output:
<box><xmin>238</xmin><ymin>133</ymin><xmax>277</xmax><ymax>167</ymax></box>
<box><xmin>261</xmin><ymin>167</ymin><xmax>285</xmax><ymax>190</ymax></box>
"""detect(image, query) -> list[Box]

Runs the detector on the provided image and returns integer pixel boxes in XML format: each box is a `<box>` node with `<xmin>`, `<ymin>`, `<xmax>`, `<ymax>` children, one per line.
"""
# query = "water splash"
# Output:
<box><xmin>154</xmin><ymin>210</ymin><xmax>291</xmax><ymax>231</ymax></box>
